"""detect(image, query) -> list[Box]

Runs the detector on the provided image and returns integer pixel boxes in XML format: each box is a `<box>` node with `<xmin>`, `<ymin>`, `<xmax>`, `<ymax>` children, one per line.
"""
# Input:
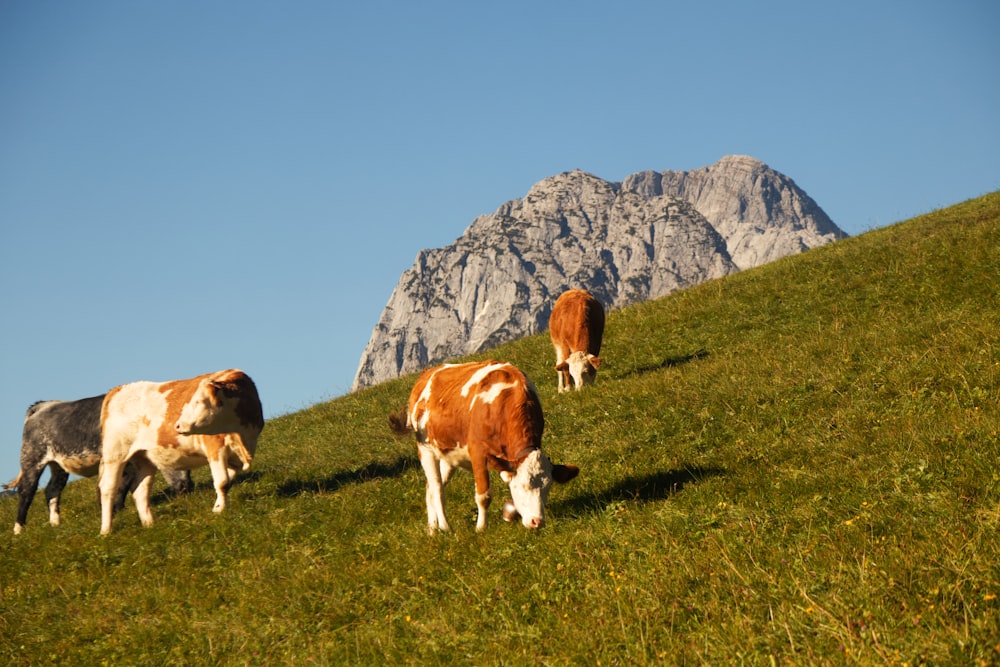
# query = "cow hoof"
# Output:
<box><xmin>502</xmin><ymin>500</ymin><xmax>519</xmax><ymax>523</ymax></box>
<box><xmin>13</xmin><ymin>523</ymin><xmax>23</xmax><ymax>535</ymax></box>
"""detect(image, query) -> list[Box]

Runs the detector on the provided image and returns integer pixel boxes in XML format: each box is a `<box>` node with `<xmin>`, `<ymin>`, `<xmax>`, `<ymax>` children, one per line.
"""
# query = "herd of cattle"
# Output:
<box><xmin>5</xmin><ymin>289</ymin><xmax>605</xmax><ymax>536</ymax></box>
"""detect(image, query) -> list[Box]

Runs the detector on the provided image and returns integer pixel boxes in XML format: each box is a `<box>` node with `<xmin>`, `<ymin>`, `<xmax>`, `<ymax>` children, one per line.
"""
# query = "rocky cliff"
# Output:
<box><xmin>352</xmin><ymin>155</ymin><xmax>845</xmax><ymax>390</ymax></box>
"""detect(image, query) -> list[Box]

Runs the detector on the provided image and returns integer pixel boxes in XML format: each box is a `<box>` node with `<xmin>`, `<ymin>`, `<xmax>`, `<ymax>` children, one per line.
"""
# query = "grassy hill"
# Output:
<box><xmin>2</xmin><ymin>192</ymin><xmax>999</xmax><ymax>665</ymax></box>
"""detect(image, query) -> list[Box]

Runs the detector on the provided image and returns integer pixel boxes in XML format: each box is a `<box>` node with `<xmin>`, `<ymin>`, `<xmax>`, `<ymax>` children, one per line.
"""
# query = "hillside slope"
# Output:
<box><xmin>2</xmin><ymin>192</ymin><xmax>998</xmax><ymax>665</ymax></box>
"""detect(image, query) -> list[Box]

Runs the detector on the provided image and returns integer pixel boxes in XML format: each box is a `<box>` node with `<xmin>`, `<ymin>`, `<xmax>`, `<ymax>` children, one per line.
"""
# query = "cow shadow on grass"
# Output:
<box><xmin>552</xmin><ymin>466</ymin><xmax>725</xmax><ymax>517</ymax></box>
<box><xmin>275</xmin><ymin>455</ymin><xmax>416</xmax><ymax>498</ymax></box>
<box><xmin>620</xmin><ymin>349</ymin><xmax>709</xmax><ymax>379</ymax></box>
<box><xmin>140</xmin><ymin>469</ymin><xmax>266</xmax><ymax>507</ymax></box>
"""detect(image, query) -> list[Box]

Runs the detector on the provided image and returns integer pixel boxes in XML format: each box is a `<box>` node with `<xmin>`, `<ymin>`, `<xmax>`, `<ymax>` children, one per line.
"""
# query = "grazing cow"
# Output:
<box><xmin>550</xmin><ymin>289</ymin><xmax>605</xmax><ymax>392</ymax></box>
<box><xmin>98</xmin><ymin>369</ymin><xmax>264</xmax><ymax>535</ymax></box>
<box><xmin>389</xmin><ymin>360</ymin><xmax>579</xmax><ymax>533</ymax></box>
<box><xmin>4</xmin><ymin>395</ymin><xmax>191</xmax><ymax>535</ymax></box>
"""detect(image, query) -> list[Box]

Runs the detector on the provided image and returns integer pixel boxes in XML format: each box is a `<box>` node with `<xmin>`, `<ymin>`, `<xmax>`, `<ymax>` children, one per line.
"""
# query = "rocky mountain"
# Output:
<box><xmin>352</xmin><ymin>155</ymin><xmax>846</xmax><ymax>391</ymax></box>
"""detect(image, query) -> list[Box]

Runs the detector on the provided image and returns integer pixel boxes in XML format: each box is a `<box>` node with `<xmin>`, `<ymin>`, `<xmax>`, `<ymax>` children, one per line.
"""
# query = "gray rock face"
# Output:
<box><xmin>352</xmin><ymin>155</ymin><xmax>845</xmax><ymax>391</ymax></box>
<box><xmin>625</xmin><ymin>154</ymin><xmax>844</xmax><ymax>269</ymax></box>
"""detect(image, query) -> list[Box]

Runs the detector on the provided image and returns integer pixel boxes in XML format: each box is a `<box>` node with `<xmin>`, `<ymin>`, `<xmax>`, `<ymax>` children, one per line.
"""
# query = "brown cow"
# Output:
<box><xmin>390</xmin><ymin>360</ymin><xmax>579</xmax><ymax>533</ymax></box>
<box><xmin>98</xmin><ymin>369</ymin><xmax>264</xmax><ymax>535</ymax></box>
<box><xmin>550</xmin><ymin>289</ymin><xmax>605</xmax><ymax>392</ymax></box>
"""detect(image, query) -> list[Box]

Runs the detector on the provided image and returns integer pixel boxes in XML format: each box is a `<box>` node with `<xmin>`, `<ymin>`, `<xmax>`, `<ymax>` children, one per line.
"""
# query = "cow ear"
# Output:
<box><xmin>500</xmin><ymin>471</ymin><xmax>513</xmax><ymax>484</ymax></box>
<box><xmin>552</xmin><ymin>464</ymin><xmax>579</xmax><ymax>484</ymax></box>
<box><xmin>208</xmin><ymin>380</ymin><xmax>232</xmax><ymax>399</ymax></box>
<box><xmin>588</xmin><ymin>355</ymin><xmax>602</xmax><ymax>369</ymax></box>
<box><xmin>555</xmin><ymin>362</ymin><xmax>568</xmax><ymax>371</ymax></box>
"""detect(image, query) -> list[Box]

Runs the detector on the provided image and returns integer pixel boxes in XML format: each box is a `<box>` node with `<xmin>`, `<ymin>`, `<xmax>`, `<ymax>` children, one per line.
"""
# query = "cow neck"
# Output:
<box><xmin>511</xmin><ymin>446</ymin><xmax>539</xmax><ymax>463</ymax></box>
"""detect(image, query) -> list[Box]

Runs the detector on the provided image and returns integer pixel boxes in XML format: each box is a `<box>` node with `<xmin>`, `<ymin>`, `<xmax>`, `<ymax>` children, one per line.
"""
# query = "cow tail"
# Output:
<box><xmin>388</xmin><ymin>409</ymin><xmax>411</xmax><ymax>438</ymax></box>
<box><xmin>3</xmin><ymin>470</ymin><xmax>22</xmax><ymax>490</ymax></box>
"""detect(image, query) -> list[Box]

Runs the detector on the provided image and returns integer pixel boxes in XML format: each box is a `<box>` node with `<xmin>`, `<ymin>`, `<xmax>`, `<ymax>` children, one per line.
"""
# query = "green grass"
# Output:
<box><xmin>3</xmin><ymin>192</ymin><xmax>1000</xmax><ymax>665</ymax></box>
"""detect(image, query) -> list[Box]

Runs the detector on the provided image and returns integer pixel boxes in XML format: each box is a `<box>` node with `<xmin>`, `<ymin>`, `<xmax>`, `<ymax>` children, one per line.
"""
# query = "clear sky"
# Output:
<box><xmin>1</xmin><ymin>1</ymin><xmax>998</xmax><ymax>486</ymax></box>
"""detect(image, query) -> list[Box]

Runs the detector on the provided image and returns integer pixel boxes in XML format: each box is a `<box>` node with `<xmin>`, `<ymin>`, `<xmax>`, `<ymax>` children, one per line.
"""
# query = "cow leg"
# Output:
<box><xmin>98</xmin><ymin>459</ymin><xmax>127</xmax><ymax>535</ymax></box>
<box><xmin>162</xmin><ymin>467</ymin><xmax>193</xmax><ymax>495</ymax></box>
<box><xmin>471</xmin><ymin>453</ymin><xmax>492</xmax><ymax>532</ymax></box>
<box><xmin>44</xmin><ymin>463</ymin><xmax>70</xmax><ymax>527</ymax></box>
<box><xmin>207</xmin><ymin>455</ymin><xmax>234</xmax><ymax>514</ymax></box>
<box><xmin>129</xmin><ymin>457</ymin><xmax>158</xmax><ymax>527</ymax></box>
<box><xmin>12</xmin><ymin>466</ymin><xmax>44</xmax><ymax>535</ymax></box>
<box><xmin>439</xmin><ymin>459</ymin><xmax>457</xmax><ymax>486</ymax></box>
<box><xmin>554</xmin><ymin>346</ymin><xmax>570</xmax><ymax>393</ymax></box>
<box><xmin>225</xmin><ymin>433</ymin><xmax>253</xmax><ymax>472</ymax></box>
<box><xmin>108</xmin><ymin>462</ymin><xmax>139</xmax><ymax>514</ymax></box>
<box><xmin>418</xmin><ymin>444</ymin><xmax>449</xmax><ymax>534</ymax></box>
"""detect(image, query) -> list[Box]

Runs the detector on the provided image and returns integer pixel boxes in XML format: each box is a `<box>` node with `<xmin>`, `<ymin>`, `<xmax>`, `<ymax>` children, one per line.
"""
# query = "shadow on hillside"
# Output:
<box><xmin>275</xmin><ymin>456</ymin><xmax>415</xmax><ymax>498</ymax></box>
<box><xmin>621</xmin><ymin>349</ymin><xmax>709</xmax><ymax>378</ymax></box>
<box><xmin>139</xmin><ymin>469</ymin><xmax>265</xmax><ymax>507</ymax></box>
<box><xmin>554</xmin><ymin>466</ymin><xmax>724</xmax><ymax>516</ymax></box>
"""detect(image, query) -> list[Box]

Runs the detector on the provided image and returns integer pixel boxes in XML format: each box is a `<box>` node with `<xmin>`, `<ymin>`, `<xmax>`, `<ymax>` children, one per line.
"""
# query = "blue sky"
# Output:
<box><xmin>1</xmin><ymin>1</ymin><xmax>998</xmax><ymax>486</ymax></box>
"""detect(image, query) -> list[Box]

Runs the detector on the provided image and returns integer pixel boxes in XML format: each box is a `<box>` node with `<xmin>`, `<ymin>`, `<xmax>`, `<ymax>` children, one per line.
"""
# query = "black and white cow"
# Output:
<box><xmin>4</xmin><ymin>394</ymin><xmax>191</xmax><ymax>535</ymax></box>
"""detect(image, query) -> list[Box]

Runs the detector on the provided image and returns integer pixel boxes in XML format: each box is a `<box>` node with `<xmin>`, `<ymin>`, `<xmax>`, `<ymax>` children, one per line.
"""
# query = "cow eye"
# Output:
<box><xmin>530</xmin><ymin>475</ymin><xmax>550</xmax><ymax>490</ymax></box>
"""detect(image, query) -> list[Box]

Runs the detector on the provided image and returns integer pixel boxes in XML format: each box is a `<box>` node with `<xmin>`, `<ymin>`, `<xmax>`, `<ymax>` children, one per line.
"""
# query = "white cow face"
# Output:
<box><xmin>558</xmin><ymin>351</ymin><xmax>602</xmax><ymax>390</ymax></box>
<box><xmin>175</xmin><ymin>380</ymin><xmax>233</xmax><ymax>435</ymax></box>
<box><xmin>500</xmin><ymin>450</ymin><xmax>579</xmax><ymax>529</ymax></box>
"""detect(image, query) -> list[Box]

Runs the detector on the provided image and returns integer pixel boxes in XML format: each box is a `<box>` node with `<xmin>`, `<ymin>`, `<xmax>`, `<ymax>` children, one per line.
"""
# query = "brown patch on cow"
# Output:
<box><xmin>157</xmin><ymin>373</ymin><xmax>210</xmax><ymax>448</ymax></box>
<box><xmin>199</xmin><ymin>434</ymin><xmax>225</xmax><ymax>462</ymax></box>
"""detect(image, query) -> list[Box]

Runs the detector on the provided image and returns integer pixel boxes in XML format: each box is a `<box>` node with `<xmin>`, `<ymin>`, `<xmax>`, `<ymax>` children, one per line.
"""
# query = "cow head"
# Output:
<box><xmin>499</xmin><ymin>449</ymin><xmax>579</xmax><ymax>529</ymax></box>
<box><xmin>555</xmin><ymin>351</ymin><xmax>602</xmax><ymax>390</ymax></box>
<box><xmin>175</xmin><ymin>377</ymin><xmax>241</xmax><ymax>436</ymax></box>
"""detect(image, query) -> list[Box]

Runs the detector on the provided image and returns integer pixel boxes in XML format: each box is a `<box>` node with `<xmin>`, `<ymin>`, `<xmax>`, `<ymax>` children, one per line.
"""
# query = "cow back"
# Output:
<box><xmin>409</xmin><ymin>361</ymin><xmax>543</xmax><ymax>463</ymax></box>
<box><xmin>23</xmin><ymin>395</ymin><xmax>107</xmax><ymax>476</ymax></box>
<box><xmin>551</xmin><ymin>289</ymin><xmax>605</xmax><ymax>355</ymax></box>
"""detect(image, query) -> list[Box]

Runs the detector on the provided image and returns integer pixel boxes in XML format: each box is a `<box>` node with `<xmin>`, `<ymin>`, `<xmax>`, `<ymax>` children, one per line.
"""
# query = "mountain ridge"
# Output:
<box><xmin>353</xmin><ymin>155</ymin><xmax>846</xmax><ymax>391</ymax></box>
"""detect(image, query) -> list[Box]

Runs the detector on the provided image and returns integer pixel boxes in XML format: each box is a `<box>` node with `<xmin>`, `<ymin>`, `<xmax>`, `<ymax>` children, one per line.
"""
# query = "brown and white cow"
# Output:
<box><xmin>389</xmin><ymin>360</ymin><xmax>579</xmax><ymax>533</ymax></box>
<box><xmin>550</xmin><ymin>289</ymin><xmax>605</xmax><ymax>392</ymax></box>
<box><xmin>98</xmin><ymin>369</ymin><xmax>264</xmax><ymax>535</ymax></box>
